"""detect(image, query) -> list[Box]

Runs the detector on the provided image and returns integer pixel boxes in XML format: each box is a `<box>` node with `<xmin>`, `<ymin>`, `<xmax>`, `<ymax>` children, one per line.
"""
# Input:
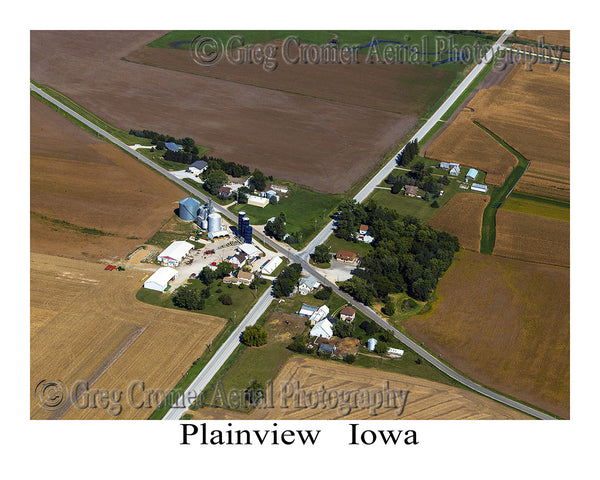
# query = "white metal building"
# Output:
<box><xmin>143</xmin><ymin>267</ymin><xmax>178</xmax><ymax>291</ymax></box>
<box><xmin>471</xmin><ymin>183</ymin><xmax>488</xmax><ymax>193</ymax></box>
<box><xmin>260</xmin><ymin>256</ymin><xmax>282</xmax><ymax>275</ymax></box>
<box><xmin>308</xmin><ymin>305</ymin><xmax>329</xmax><ymax>326</ymax></box>
<box><xmin>157</xmin><ymin>241</ymin><xmax>194</xmax><ymax>267</ymax></box>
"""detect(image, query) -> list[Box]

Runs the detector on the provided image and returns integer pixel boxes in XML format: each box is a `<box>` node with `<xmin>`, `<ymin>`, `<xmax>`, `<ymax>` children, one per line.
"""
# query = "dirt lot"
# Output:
<box><xmin>515</xmin><ymin>30</ymin><xmax>570</xmax><ymax>48</ymax></box>
<box><xmin>187</xmin><ymin>356</ymin><xmax>529</xmax><ymax>420</ymax></box>
<box><xmin>494</xmin><ymin>209</ymin><xmax>569</xmax><ymax>267</ymax></box>
<box><xmin>426</xmin><ymin>193</ymin><xmax>489</xmax><ymax>251</ymax></box>
<box><xmin>30</xmin><ymin>97</ymin><xmax>183</xmax><ymax>262</ymax></box>
<box><xmin>30</xmin><ymin>31</ymin><xmax>428</xmax><ymax>193</ymax></box>
<box><xmin>30</xmin><ymin>253</ymin><xmax>226</xmax><ymax>419</ymax></box>
<box><xmin>426</xmin><ymin>63</ymin><xmax>570</xmax><ymax>201</ymax></box>
<box><xmin>404</xmin><ymin>250</ymin><xmax>569</xmax><ymax>418</ymax></box>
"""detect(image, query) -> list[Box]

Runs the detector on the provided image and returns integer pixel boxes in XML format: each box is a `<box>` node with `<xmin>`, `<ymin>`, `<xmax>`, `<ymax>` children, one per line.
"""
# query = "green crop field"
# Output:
<box><xmin>501</xmin><ymin>191</ymin><xmax>569</xmax><ymax>221</ymax></box>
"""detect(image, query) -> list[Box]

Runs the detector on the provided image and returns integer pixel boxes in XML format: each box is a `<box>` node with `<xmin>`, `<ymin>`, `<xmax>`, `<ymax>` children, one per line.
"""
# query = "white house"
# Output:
<box><xmin>186</xmin><ymin>160</ymin><xmax>208</xmax><ymax>176</ymax></box>
<box><xmin>143</xmin><ymin>267</ymin><xmax>178</xmax><ymax>291</ymax></box>
<box><xmin>298</xmin><ymin>275</ymin><xmax>320</xmax><ymax>295</ymax></box>
<box><xmin>310</xmin><ymin>318</ymin><xmax>334</xmax><ymax>340</ymax></box>
<box><xmin>157</xmin><ymin>241</ymin><xmax>194</xmax><ymax>267</ymax></box>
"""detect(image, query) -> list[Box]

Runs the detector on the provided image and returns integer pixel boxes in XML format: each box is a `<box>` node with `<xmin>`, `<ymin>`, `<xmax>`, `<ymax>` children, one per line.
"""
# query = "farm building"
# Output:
<box><xmin>187</xmin><ymin>159</ymin><xmax>208</xmax><ymax>175</ymax></box>
<box><xmin>440</xmin><ymin>162</ymin><xmax>460</xmax><ymax>176</ymax></box>
<box><xmin>336</xmin><ymin>250</ymin><xmax>357</xmax><ymax>264</ymax></box>
<box><xmin>298</xmin><ymin>275</ymin><xmax>320</xmax><ymax>295</ymax></box>
<box><xmin>387</xmin><ymin>347</ymin><xmax>405</xmax><ymax>358</ymax></box>
<box><xmin>318</xmin><ymin>343</ymin><xmax>336</xmax><ymax>355</ymax></box>
<box><xmin>260</xmin><ymin>256</ymin><xmax>282</xmax><ymax>275</ymax></box>
<box><xmin>247</xmin><ymin>195</ymin><xmax>269</xmax><ymax>208</ymax></box>
<box><xmin>310</xmin><ymin>318</ymin><xmax>334</xmax><ymax>340</ymax></box>
<box><xmin>228</xmin><ymin>252</ymin><xmax>248</xmax><ymax>269</ymax></box>
<box><xmin>157</xmin><ymin>241</ymin><xmax>194</xmax><ymax>267</ymax></box>
<box><xmin>143</xmin><ymin>267</ymin><xmax>178</xmax><ymax>292</ymax></box>
<box><xmin>208</xmin><ymin>230</ymin><xmax>230</xmax><ymax>241</ymax></box>
<box><xmin>404</xmin><ymin>185</ymin><xmax>418</xmax><ymax>197</ymax></box>
<box><xmin>471</xmin><ymin>183</ymin><xmax>488</xmax><ymax>193</ymax></box>
<box><xmin>270</xmin><ymin>184</ymin><xmax>289</xmax><ymax>194</ymax></box>
<box><xmin>298</xmin><ymin>304</ymin><xmax>318</xmax><ymax>317</ymax></box>
<box><xmin>238</xmin><ymin>243</ymin><xmax>263</xmax><ymax>261</ymax></box>
<box><xmin>165</xmin><ymin>142</ymin><xmax>183</xmax><ymax>152</ymax></box>
<box><xmin>308</xmin><ymin>305</ymin><xmax>330</xmax><ymax>326</ymax></box>
<box><xmin>339</xmin><ymin>306</ymin><xmax>356</xmax><ymax>323</ymax></box>
<box><xmin>466</xmin><ymin>168</ymin><xmax>479</xmax><ymax>181</ymax></box>
<box><xmin>179</xmin><ymin>197</ymin><xmax>200</xmax><ymax>222</ymax></box>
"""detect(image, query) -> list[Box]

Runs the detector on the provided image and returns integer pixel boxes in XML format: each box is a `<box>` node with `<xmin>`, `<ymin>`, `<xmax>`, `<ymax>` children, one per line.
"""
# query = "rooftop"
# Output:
<box><xmin>165</xmin><ymin>142</ymin><xmax>183</xmax><ymax>152</ymax></box>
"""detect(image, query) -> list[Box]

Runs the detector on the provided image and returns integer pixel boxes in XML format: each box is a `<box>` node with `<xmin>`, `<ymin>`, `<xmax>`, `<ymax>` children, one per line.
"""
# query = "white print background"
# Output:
<box><xmin>9</xmin><ymin>1</ymin><xmax>594</xmax><ymax>479</ymax></box>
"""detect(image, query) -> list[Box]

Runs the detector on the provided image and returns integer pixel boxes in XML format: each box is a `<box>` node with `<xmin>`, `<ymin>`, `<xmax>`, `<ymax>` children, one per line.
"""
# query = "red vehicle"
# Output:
<box><xmin>211</xmin><ymin>261</ymin><xmax>217</xmax><ymax>266</ymax></box>
<box><xmin>205</xmin><ymin>249</ymin><xmax>215</xmax><ymax>255</ymax></box>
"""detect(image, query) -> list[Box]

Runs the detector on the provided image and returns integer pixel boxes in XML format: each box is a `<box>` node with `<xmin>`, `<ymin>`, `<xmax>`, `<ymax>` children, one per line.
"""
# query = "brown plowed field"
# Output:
<box><xmin>427</xmin><ymin>193</ymin><xmax>489</xmax><ymax>251</ymax></box>
<box><xmin>494</xmin><ymin>209</ymin><xmax>569</xmax><ymax>267</ymax></box>
<box><xmin>186</xmin><ymin>356</ymin><xmax>528</xmax><ymax>420</ymax></box>
<box><xmin>30</xmin><ymin>253</ymin><xmax>226</xmax><ymax>419</ymax></box>
<box><xmin>30</xmin><ymin>96</ymin><xmax>183</xmax><ymax>262</ymax></box>
<box><xmin>404</xmin><ymin>250</ymin><xmax>569</xmax><ymax>418</ymax></box>
<box><xmin>126</xmin><ymin>43</ymin><xmax>458</xmax><ymax>115</ymax></box>
<box><xmin>31</xmin><ymin>30</ymin><xmax>419</xmax><ymax>194</ymax></box>
<box><xmin>426</xmin><ymin>63</ymin><xmax>569</xmax><ymax>201</ymax></box>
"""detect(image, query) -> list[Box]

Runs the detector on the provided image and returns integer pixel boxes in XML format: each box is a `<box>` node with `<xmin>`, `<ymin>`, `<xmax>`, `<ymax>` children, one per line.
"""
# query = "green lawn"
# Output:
<box><xmin>325</xmin><ymin>235</ymin><xmax>374</xmax><ymax>258</ymax></box>
<box><xmin>475</xmin><ymin>121</ymin><xmax>530</xmax><ymax>255</ymax></box>
<box><xmin>136</xmin><ymin>277</ymin><xmax>270</xmax><ymax>321</ymax></box>
<box><xmin>231</xmin><ymin>187</ymin><xmax>342</xmax><ymax>249</ymax></box>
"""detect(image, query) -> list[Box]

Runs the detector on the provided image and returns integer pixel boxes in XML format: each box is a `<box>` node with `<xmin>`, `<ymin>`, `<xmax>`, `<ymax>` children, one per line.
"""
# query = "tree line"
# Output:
<box><xmin>335</xmin><ymin>199</ymin><xmax>459</xmax><ymax>302</ymax></box>
<box><xmin>396</xmin><ymin>139</ymin><xmax>419</xmax><ymax>167</ymax></box>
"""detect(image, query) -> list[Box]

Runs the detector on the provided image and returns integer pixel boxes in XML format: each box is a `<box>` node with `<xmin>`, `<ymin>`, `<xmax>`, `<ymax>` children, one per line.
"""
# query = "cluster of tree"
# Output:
<box><xmin>202</xmin><ymin>155</ymin><xmax>252</xmax><ymax>178</ymax></box>
<box><xmin>198</xmin><ymin>262</ymin><xmax>235</xmax><ymax>285</ymax></box>
<box><xmin>249</xmin><ymin>170</ymin><xmax>267</xmax><ymax>191</ymax></box>
<box><xmin>335</xmin><ymin>200</ymin><xmax>459</xmax><ymax>302</ymax></box>
<box><xmin>172</xmin><ymin>285</ymin><xmax>206</xmax><ymax>311</ymax></box>
<box><xmin>311</xmin><ymin>244</ymin><xmax>331</xmax><ymax>264</ymax></box>
<box><xmin>385</xmin><ymin>161</ymin><xmax>450</xmax><ymax>198</ymax></box>
<box><xmin>163</xmin><ymin>149</ymin><xmax>203</xmax><ymax>164</ymax></box>
<box><xmin>241</xmin><ymin>325</ymin><xmax>268</xmax><ymax>347</ymax></box>
<box><xmin>264</xmin><ymin>213</ymin><xmax>287</xmax><ymax>241</ymax></box>
<box><xmin>272</xmin><ymin>263</ymin><xmax>302</xmax><ymax>298</ymax></box>
<box><xmin>314</xmin><ymin>285</ymin><xmax>332</xmax><ymax>300</ymax></box>
<box><xmin>396</xmin><ymin>139</ymin><xmax>419</xmax><ymax>167</ymax></box>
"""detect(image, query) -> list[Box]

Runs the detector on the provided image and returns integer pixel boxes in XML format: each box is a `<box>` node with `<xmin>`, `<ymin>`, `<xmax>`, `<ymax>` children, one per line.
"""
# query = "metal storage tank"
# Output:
<box><xmin>238</xmin><ymin>211</ymin><xmax>246</xmax><ymax>237</ymax></box>
<box><xmin>208</xmin><ymin>213</ymin><xmax>221</xmax><ymax>233</ymax></box>
<box><xmin>201</xmin><ymin>219</ymin><xmax>208</xmax><ymax>230</ymax></box>
<box><xmin>179</xmin><ymin>197</ymin><xmax>200</xmax><ymax>222</ymax></box>
<box><xmin>244</xmin><ymin>225</ymin><xmax>253</xmax><ymax>244</ymax></box>
<box><xmin>367</xmin><ymin>338</ymin><xmax>378</xmax><ymax>351</ymax></box>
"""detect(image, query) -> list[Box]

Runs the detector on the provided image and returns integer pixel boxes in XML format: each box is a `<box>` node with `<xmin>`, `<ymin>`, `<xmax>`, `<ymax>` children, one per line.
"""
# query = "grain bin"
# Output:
<box><xmin>208</xmin><ymin>212</ymin><xmax>222</xmax><ymax>233</ymax></box>
<box><xmin>367</xmin><ymin>338</ymin><xmax>378</xmax><ymax>351</ymax></box>
<box><xmin>178</xmin><ymin>197</ymin><xmax>200</xmax><ymax>222</ymax></box>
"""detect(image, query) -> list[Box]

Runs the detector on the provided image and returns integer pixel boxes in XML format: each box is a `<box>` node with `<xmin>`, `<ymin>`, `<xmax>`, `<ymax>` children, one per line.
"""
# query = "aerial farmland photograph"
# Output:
<box><xmin>30</xmin><ymin>28</ymin><xmax>570</xmax><ymax>425</ymax></box>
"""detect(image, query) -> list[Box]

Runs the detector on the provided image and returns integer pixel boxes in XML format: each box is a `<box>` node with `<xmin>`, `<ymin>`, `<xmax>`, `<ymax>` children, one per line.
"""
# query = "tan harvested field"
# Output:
<box><xmin>427</xmin><ymin>193</ymin><xmax>489</xmax><ymax>251</ymax></box>
<box><xmin>126</xmin><ymin>43</ymin><xmax>458</xmax><ymax>115</ymax></box>
<box><xmin>30</xmin><ymin>97</ymin><xmax>183</xmax><ymax>262</ymax></box>
<box><xmin>30</xmin><ymin>31</ymin><xmax>418</xmax><ymax>194</ymax></box>
<box><xmin>494</xmin><ymin>209</ymin><xmax>569</xmax><ymax>267</ymax></box>
<box><xmin>30</xmin><ymin>253</ymin><xmax>226</xmax><ymax>420</ymax></box>
<box><xmin>515</xmin><ymin>30</ymin><xmax>570</xmax><ymax>48</ymax></box>
<box><xmin>404</xmin><ymin>250</ymin><xmax>569</xmax><ymax>418</ymax></box>
<box><xmin>425</xmin><ymin>63</ymin><xmax>570</xmax><ymax>201</ymax></box>
<box><xmin>187</xmin><ymin>356</ymin><xmax>529</xmax><ymax>420</ymax></box>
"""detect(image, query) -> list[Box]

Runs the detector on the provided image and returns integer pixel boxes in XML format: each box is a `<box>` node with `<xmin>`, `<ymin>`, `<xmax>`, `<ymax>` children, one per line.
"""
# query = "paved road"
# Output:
<box><xmin>299</xmin><ymin>29</ymin><xmax>515</xmax><ymax>259</ymax></box>
<box><xmin>32</xmin><ymin>33</ymin><xmax>556</xmax><ymax>419</ymax></box>
<box><xmin>163</xmin><ymin>286</ymin><xmax>274</xmax><ymax>420</ymax></box>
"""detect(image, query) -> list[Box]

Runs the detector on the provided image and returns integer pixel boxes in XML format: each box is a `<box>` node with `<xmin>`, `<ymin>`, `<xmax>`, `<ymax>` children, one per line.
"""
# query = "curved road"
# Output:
<box><xmin>31</xmin><ymin>30</ymin><xmax>556</xmax><ymax>419</ymax></box>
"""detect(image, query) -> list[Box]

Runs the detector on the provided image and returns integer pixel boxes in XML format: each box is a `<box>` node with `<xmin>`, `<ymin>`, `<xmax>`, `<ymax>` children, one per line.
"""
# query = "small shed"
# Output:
<box><xmin>299</xmin><ymin>304</ymin><xmax>319</xmax><ymax>317</ymax></box>
<box><xmin>318</xmin><ymin>343</ymin><xmax>336</xmax><ymax>355</ymax></box>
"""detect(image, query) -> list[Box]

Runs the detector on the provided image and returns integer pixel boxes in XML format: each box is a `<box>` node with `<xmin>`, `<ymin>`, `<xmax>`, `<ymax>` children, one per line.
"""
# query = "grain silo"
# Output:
<box><xmin>179</xmin><ymin>197</ymin><xmax>200</xmax><ymax>222</ymax></box>
<box><xmin>244</xmin><ymin>225</ymin><xmax>253</xmax><ymax>244</ymax></box>
<box><xmin>238</xmin><ymin>211</ymin><xmax>246</xmax><ymax>237</ymax></box>
<box><xmin>367</xmin><ymin>338</ymin><xmax>378</xmax><ymax>352</ymax></box>
<box><xmin>208</xmin><ymin>212</ymin><xmax>222</xmax><ymax>233</ymax></box>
